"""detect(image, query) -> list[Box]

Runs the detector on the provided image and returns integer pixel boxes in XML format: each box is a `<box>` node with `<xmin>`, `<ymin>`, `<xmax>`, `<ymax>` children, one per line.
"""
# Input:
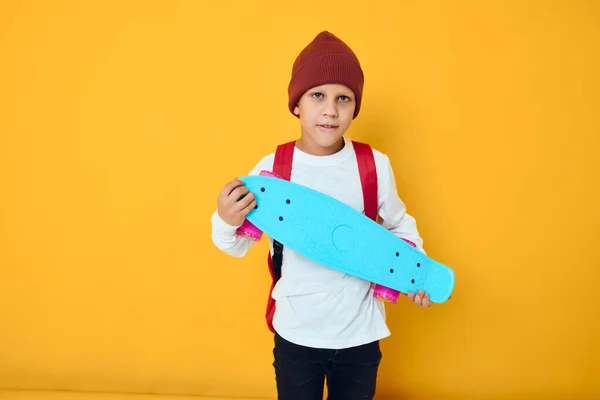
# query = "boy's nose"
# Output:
<box><xmin>322</xmin><ymin>102</ymin><xmax>338</xmax><ymax>118</ymax></box>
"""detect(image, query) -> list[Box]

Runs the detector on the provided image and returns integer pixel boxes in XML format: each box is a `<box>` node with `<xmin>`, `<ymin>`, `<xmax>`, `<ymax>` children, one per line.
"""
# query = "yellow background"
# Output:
<box><xmin>1</xmin><ymin>1</ymin><xmax>599</xmax><ymax>399</ymax></box>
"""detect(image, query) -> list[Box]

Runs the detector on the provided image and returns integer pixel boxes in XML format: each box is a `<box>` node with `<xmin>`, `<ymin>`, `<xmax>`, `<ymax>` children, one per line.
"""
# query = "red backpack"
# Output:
<box><xmin>264</xmin><ymin>140</ymin><xmax>378</xmax><ymax>333</ymax></box>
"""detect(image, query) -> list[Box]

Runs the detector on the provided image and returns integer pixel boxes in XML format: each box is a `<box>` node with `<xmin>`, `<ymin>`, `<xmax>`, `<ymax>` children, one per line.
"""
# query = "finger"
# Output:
<box><xmin>237</xmin><ymin>192</ymin><xmax>256</xmax><ymax>214</ymax></box>
<box><xmin>227</xmin><ymin>185</ymin><xmax>250</xmax><ymax>205</ymax></box>
<box><xmin>414</xmin><ymin>290</ymin><xmax>424</xmax><ymax>306</ymax></box>
<box><xmin>240</xmin><ymin>198</ymin><xmax>257</xmax><ymax>216</ymax></box>
<box><xmin>219</xmin><ymin>179</ymin><xmax>244</xmax><ymax>200</ymax></box>
<box><xmin>407</xmin><ymin>292</ymin><xmax>415</xmax><ymax>302</ymax></box>
<box><xmin>422</xmin><ymin>293</ymin><xmax>432</xmax><ymax>308</ymax></box>
<box><xmin>218</xmin><ymin>180</ymin><xmax>240</xmax><ymax>202</ymax></box>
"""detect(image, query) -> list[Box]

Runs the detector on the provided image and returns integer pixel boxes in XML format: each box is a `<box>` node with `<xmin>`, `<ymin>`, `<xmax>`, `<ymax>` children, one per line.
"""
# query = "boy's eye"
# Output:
<box><xmin>310</xmin><ymin>93</ymin><xmax>351</xmax><ymax>101</ymax></box>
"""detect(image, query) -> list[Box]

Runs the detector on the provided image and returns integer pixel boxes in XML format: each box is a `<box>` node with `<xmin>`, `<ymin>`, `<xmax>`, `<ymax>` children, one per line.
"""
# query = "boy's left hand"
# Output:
<box><xmin>406</xmin><ymin>290</ymin><xmax>432</xmax><ymax>307</ymax></box>
<box><xmin>405</xmin><ymin>291</ymin><xmax>453</xmax><ymax>307</ymax></box>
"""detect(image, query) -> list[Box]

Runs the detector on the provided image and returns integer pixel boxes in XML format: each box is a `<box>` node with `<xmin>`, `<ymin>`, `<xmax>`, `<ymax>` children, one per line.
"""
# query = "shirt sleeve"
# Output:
<box><xmin>376</xmin><ymin>154</ymin><xmax>426</xmax><ymax>254</ymax></box>
<box><xmin>210</xmin><ymin>154</ymin><xmax>274</xmax><ymax>258</ymax></box>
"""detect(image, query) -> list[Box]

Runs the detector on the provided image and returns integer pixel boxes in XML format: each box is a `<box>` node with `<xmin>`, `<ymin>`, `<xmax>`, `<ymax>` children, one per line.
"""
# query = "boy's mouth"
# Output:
<box><xmin>318</xmin><ymin>124</ymin><xmax>339</xmax><ymax>129</ymax></box>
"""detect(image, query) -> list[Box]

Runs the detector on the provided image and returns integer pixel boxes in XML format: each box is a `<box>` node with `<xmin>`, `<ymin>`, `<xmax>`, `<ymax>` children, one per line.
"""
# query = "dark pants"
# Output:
<box><xmin>273</xmin><ymin>333</ymin><xmax>382</xmax><ymax>400</ymax></box>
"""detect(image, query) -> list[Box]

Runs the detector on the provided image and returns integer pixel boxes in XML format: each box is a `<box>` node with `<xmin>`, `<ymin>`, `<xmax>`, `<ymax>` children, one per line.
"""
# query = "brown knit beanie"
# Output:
<box><xmin>288</xmin><ymin>31</ymin><xmax>364</xmax><ymax>119</ymax></box>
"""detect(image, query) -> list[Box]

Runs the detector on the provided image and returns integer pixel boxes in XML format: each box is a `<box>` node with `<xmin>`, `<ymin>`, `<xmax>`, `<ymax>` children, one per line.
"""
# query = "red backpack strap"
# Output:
<box><xmin>265</xmin><ymin>141</ymin><xmax>295</xmax><ymax>333</ymax></box>
<box><xmin>352</xmin><ymin>140</ymin><xmax>378</xmax><ymax>222</ymax></box>
<box><xmin>272</xmin><ymin>141</ymin><xmax>295</xmax><ymax>179</ymax></box>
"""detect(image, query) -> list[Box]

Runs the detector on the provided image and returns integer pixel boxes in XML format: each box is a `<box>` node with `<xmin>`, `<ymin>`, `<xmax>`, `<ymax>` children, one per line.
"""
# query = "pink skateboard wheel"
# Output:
<box><xmin>259</xmin><ymin>170</ymin><xmax>283</xmax><ymax>179</ymax></box>
<box><xmin>236</xmin><ymin>219</ymin><xmax>263</xmax><ymax>241</ymax></box>
<box><xmin>373</xmin><ymin>284</ymin><xmax>401</xmax><ymax>304</ymax></box>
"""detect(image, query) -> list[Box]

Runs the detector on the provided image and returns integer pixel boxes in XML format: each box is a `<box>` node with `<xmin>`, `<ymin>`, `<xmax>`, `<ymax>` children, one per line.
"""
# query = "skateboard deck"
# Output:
<box><xmin>238</xmin><ymin>174</ymin><xmax>455</xmax><ymax>303</ymax></box>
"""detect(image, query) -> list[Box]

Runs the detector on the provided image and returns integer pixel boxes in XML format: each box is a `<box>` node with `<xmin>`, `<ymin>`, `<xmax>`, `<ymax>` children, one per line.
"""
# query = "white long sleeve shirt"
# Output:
<box><xmin>211</xmin><ymin>136</ymin><xmax>425</xmax><ymax>349</ymax></box>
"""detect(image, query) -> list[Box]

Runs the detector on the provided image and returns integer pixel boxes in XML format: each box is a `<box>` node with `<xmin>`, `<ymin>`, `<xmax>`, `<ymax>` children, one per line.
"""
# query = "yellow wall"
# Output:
<box><xmin>1</xmin><ymin>1</ymin><xmax>599</xmax><ymax>399</ymax></box>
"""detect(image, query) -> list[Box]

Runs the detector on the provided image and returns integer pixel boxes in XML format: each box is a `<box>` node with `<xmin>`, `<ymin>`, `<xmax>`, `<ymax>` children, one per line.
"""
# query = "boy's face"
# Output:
<box><xmin>293</xmin><ymin>83</ymin><xmax>356</xmax><ymax>156</ymax></box>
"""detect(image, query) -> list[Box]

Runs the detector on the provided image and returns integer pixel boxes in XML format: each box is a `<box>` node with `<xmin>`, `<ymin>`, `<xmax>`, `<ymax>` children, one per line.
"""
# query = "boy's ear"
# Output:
<box><xmin>293</xmin><ymin>105</ymin><xmax>300</xmax><ymax>116</ymax></box>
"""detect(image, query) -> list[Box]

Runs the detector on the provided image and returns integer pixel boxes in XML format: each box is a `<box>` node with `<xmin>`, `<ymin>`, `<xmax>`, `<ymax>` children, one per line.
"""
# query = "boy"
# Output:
<box><xmin>211</xmin><ymin>31</ymin><xmax>432</xmax><ymax>400</ymax></box>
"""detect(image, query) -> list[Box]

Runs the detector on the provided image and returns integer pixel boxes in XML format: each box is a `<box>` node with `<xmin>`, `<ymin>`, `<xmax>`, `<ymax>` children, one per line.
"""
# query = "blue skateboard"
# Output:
<box><xmin>238</xmin><ymin>172</ymin><xmax>455</xmax><ymax>303</ymax></box>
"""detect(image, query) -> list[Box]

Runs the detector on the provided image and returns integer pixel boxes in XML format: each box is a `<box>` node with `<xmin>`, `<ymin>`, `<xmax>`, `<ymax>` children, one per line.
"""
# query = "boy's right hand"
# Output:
<box><xmin>217</xmin><ymin>178</ymin><xmax>256</xmax><ymax>227</ymax></box>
